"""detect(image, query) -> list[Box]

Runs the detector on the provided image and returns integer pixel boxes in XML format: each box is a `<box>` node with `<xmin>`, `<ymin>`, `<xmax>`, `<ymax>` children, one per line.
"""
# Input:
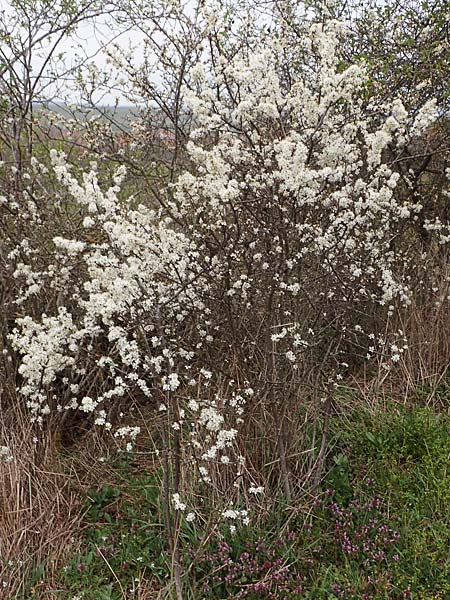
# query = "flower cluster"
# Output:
<box><xmin>195</xmin><ymin>534</ymin><xmax>303</xmax><ymax>598</ymax></box>
<box><xmin>0</xmin><ymin>446</ymin><xmax>13</xmax><ymax>463</ymax></box>
<box><xmin>328</xmin><ymin>496</ymin><xmax>400</xmax><ymax>564</ymax></box>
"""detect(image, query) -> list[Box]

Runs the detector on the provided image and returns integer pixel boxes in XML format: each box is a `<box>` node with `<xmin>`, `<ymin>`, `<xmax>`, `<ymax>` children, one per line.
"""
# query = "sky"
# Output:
<box><xmin>0</xmin><ymin>1</ymin><xmax>148</xmax><ymax>107</ymax></box>
<box><xmin>43</xmin><ymin>16</ymin><xmax>147</xmax><ymax>106</ymax></box>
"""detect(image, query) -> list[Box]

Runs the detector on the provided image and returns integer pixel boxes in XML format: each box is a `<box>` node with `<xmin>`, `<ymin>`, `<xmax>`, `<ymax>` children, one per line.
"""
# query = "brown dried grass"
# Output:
<box><xmin>0</xmin><ymin>401</ymin><xmax>81</xmax><ymax>599</ymax></box>
<box><xmin>381</xmin><ymin>272</ymin><xmax>450</xmax><ymax>405</ymax></box>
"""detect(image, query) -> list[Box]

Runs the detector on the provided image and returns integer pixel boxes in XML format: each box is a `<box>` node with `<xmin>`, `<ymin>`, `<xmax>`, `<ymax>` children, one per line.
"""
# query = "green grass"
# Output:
<box><xmin>320</xmin><ymin>405</ymin><xmax>450</xmax><ymax>599</ymax></box>
<box><xmin>33</xmin><ymin>403</ymin><xmax>450</xmax><ymax>599</ymax></box>
<box><xmin>59</xmin><ymin>469</ymin><xmax>169</xmax><ymax>599</ymax></box>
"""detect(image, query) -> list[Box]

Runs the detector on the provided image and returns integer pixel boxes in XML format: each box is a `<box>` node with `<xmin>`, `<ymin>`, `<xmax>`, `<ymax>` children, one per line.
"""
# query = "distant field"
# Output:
<box><xmin>34</xmin><ymin>102</ymin><xmax>141</xmax><ymax>131</ymax></box>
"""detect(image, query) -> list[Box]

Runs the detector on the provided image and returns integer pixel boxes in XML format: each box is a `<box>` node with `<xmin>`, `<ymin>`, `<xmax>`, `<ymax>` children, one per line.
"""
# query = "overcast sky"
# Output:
<box><xmin>24</xmin><ymin>11</ymin><xmax>148</xmax><ymax>106</ymax></box>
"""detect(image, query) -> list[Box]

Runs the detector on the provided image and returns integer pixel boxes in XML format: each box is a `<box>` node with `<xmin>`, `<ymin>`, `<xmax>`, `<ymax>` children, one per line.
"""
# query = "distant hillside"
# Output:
<box><xmin>34</xmin><ymin>103</ymin><xmax>141</xmax><ymax>132</ymax></box>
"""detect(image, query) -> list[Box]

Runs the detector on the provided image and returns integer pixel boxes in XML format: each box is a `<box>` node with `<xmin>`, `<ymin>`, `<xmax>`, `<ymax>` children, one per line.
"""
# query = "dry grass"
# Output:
<box><xmin>380</xmin><ymin>273</ymin><xmax>450</xmax><ymax>404</ymax></box>
<box><xmin>0</xmin><ymin>401</ymin><xmax>81</xmax><ymax>599</ymax></box>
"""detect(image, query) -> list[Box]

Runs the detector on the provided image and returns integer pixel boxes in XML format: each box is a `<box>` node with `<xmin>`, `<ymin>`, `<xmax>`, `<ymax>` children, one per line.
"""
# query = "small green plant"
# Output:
<box><xmin>63</xmin><ymin>473</ymin><xmax>168</xmax><ymax>599</ymax></box>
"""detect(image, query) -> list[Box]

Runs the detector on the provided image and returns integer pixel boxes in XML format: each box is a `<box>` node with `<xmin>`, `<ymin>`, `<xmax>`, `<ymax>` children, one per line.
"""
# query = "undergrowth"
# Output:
<box><xmin>33</xmin><ymin>401</ymin><xmax>450</xmax><ymax>600</ymax></box>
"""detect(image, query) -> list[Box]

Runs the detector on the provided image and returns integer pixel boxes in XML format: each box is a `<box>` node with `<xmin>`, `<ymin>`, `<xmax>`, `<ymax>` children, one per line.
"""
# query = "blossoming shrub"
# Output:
<box><xmin>6</xmin><ymin>0</ymin><xmax>450</xmax><ymax>550</ymax></box>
